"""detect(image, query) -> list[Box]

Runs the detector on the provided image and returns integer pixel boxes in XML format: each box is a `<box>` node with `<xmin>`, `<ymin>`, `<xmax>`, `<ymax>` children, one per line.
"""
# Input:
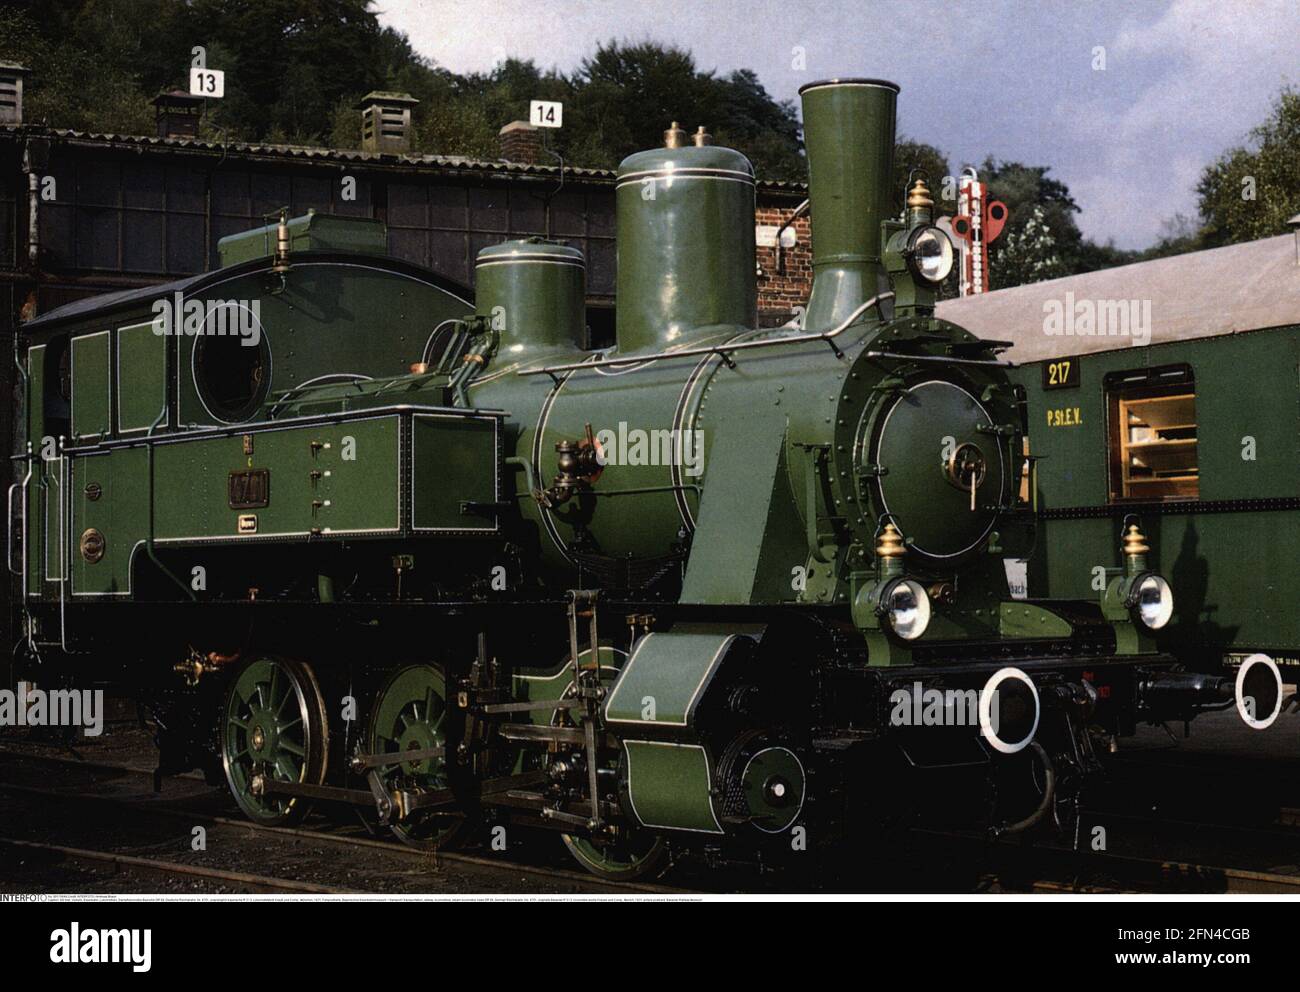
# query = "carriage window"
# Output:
<box><xmin>1107</xmin><ymin>366</ymin><xmax>1197</xmax><ymax>501</ymax></box>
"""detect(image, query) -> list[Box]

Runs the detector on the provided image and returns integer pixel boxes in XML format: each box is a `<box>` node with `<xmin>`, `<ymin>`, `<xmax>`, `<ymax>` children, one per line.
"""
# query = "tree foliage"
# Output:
<box><xmin>990</xmin><ymin>204</ymin><xmax>1068</xmax><ymax>288</ymax></box>
<box><xmin>5</xmin><ymin>0</ymin><xmax>1260</xmax><ymax>289</ymax></box>
<box><xmin>1197</xmin><ymin>87</ymin><xmax>1300</xmax><ymax>248</ymax></box>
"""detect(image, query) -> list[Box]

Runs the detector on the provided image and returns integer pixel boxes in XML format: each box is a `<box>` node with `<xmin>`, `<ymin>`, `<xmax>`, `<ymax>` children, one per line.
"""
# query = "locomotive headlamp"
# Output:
<box><xmin>881</xmin><ymin>577</ymin><xmax>932</xmax><ymax>641</ymax></box>
<box><xmin>905</xmin><ymin>226</ymin><xmax>954</xmax><ymax>285</ymax></box>
<box><xmin>1127</xmin><ymin>573</ymin><xmax>1173</xmax><ymax>630</ymax></box>
<box><xmin>1112</xmin><ymin>521</ymin><xmax>1172</xmax><ymax>630</ymax></box>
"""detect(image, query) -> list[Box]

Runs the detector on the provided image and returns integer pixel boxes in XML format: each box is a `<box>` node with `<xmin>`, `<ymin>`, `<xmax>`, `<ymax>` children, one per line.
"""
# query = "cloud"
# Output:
<box><xmin>377</xmin><ymin>0</ymin><xmax>1299</xmax><ymax>249</ymax></box>
<box><xmin>1064</xmin><ymin>0</ymin><xmax>1299</xmax><ymax>246</ymax></box>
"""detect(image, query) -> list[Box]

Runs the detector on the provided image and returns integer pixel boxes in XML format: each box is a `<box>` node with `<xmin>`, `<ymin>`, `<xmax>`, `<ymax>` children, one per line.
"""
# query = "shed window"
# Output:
<box><xmin>1106</xmin><ymin>366</ymin><xmax>1197</xmax><ymax>501</ymax></box>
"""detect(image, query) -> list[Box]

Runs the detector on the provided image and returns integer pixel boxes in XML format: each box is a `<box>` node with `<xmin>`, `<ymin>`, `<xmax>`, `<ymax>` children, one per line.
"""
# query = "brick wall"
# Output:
<box><xmin>755</xmin><ymin>204</ymin><xmax>812</xmax><ymax>323</ymax></box>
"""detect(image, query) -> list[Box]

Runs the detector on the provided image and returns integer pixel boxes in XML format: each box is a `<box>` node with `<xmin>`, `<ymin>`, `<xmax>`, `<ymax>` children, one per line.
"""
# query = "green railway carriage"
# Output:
<box><xmin>1009</xmin><ymin>327</ymin><xmax>1300</xmax><ymax>676</ymax></box>
<box><xmin>7</xmin><ymin>78</ymin><xmax>1266</xmax><ymax>879</ymax></box>
<box><xmin>940</xmin><ymin>231</ymin><xmax>1300</xmax><ymax>684</ymax></box>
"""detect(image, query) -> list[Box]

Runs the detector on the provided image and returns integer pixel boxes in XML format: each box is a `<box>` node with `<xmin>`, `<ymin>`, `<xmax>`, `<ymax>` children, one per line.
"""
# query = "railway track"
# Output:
<box><xmin>1029</xmin><ymin>864</ymin><xmax>1300</xmax><ymax>895</ymax></box>
<box><xmin>906</xmin><ymin>786</ymin><xmax>1300</xmax><ymax>894</ymax></box>
<box><xmin>8</xmin><ymin>739</ymin><xmax>1300</xmax><ymax>894</ymax></box>
<box><xmin>945</xmin><ymin>833</ymin><xmax>1300</xmax><ymax>895</ymax></box>
<box><xmin>0</xmin><ymin>836</ymin><xmax>358</xmax><ymax>894</ymax></box>
<box><xmin>0</xmin><ymin>748</ymin><xmax>700</xmax><ymax>896</ymax></box>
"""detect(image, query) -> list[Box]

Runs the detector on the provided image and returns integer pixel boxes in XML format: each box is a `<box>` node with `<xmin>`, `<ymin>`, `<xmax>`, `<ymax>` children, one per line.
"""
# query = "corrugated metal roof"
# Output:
<box><xmin>936</xmin><ymin>234</ymin><xmax>1300</xmax><ymax>362</ymax></box>
<box><xmin>0</xmin><ymin>124</ymin><xmax>809</xmax><ymax>192</ymax></box>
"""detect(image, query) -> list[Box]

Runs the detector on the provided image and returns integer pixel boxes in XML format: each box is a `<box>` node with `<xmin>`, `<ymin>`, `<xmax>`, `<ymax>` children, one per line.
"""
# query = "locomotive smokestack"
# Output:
<box><xmin>798</xmin><ymin>78</ymin><xmax>899</xmax><ymax>330</ymax></box>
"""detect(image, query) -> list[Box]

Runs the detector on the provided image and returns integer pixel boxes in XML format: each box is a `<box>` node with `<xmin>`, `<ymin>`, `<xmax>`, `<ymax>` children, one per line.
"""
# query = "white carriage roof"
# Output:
<box><xmin>935</xmin><ymin>233</ymin><xmax>1300</xmax><ymax>363</ymax></box>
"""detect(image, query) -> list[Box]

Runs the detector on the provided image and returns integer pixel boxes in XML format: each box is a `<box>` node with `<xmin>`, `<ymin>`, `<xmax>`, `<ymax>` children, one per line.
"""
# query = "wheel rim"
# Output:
<box><xmin>554</xmin><ymin>646</ymin><xmax>667</xmax><ymax>879</ymax></box>
<box><xmin>563</xmin><ymin>830</ymin><xmax>667</xmax><ymax>879</ymax></box>
<box><xmin>222</xmin><ymin>657</ymin><xmax>327</xmax><ymax>824</ymax></box>
<box><xmin>366</xmin><ymin>664</ymin><xmax>463</xmax><ymax>848</ymax></box>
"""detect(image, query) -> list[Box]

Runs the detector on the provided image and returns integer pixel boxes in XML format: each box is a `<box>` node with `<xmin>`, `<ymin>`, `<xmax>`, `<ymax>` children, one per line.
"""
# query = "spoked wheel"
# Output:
<box><xmin>552</xmin><ymin>645</ymin><xmax>668</xmax><ymax>881</ymax></box>
<box><xmin>364</xmin><ymin>663</ymin><xmax>466</xmax><ymax>850</ymax></box>
<box><xmin>222</xmin><ymin>656</ymin><xmax>329</xmax><ymax>826</ymax></box>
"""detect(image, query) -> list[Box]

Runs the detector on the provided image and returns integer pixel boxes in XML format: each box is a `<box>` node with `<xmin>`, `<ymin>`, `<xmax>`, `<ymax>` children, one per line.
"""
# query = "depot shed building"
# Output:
<box><xmin>0</xmin><ymin>84</ymin><xmax>813</xmax><ymax>348</ymax></box>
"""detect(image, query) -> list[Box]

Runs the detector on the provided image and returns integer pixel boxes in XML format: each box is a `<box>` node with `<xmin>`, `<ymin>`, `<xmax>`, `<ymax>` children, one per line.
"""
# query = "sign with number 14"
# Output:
<box><xmin>530</xmin><ymin>100</ymin><xmax>562</xmax><ymax>128</ymax></box>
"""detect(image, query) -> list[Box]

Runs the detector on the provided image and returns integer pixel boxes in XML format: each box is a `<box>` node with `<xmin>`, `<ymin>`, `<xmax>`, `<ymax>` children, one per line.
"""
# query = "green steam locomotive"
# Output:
<box><xmin>10</xmin><ymin>78</ymin><xmax>1263</xmax><ymax>878</ymax></box>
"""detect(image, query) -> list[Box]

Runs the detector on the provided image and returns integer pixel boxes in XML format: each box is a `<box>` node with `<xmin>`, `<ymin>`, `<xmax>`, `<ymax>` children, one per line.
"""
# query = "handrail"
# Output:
<box><xmin>9</xmin><ymin>444</ymin><xmax>32</xmax><ymax>578</ymax></box>
<box><xmin>518</xmin><ymin>292</ymin><xmax>896</xmax><ymax>379</ymax></box>
<box><xmin>49</xmin><ymin>403</ymin><xmax>509</xmax><ymax>458</ymax></box>
<box><xmin>865</xmin><ymin>350</ymin><xmax>1017</xmax><ymax>368</ymax></box>
<box><xmin>6</xmin><ymin>483</ymin><xmax>19</xmax><ymax>576</ymax></box>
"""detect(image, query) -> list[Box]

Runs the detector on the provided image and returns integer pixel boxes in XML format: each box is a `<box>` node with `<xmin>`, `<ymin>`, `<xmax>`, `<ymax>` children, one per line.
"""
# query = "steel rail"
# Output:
<box><xmin>0</xmin><ymin>835</ymin><xmax>357</xmax><ymax>894</ymax></box>
<box><xmin>913</xmin><ymin>824</ymin><xmax>1300</xmax><ymax>895</ymax></box>
<box><xmin>0</xmin><ymin>756</ymin><xmax>694</xmax><ymax>895</ymax></box>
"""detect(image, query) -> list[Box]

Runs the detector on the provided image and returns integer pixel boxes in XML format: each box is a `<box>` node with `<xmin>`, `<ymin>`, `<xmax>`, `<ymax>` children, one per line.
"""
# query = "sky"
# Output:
<box><xmin>375</xmin><ymin>0</ymin><xmax>1299</xmax><ymax>250</ymax></box>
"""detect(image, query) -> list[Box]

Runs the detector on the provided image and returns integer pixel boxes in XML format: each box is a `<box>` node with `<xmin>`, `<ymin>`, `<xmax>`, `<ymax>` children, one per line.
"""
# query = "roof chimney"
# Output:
<box><xmin>0</xmin><ymin>62</ymin><xmax>30</xmax><ymax>125</ymax></box>
<box><xmin>151</xmin><ymin>89</ymin><xmax>205</xmax><ymax>138</ymax></box>
<box><xmin>358</xmin><ymin>91</ymin><xmax>418</xmax><ymax>154</ymax></box>
<box><xmin>499</xmin><ymin>120</ymin><xmax>542</xmax><ymax>164</ymax></box>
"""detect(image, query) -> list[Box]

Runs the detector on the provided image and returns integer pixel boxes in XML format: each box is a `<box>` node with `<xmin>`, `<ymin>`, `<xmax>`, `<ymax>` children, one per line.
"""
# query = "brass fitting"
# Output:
<box><xmin>174</xmin><ymin>648</ymin><xmax>240</xmax><ymax>687</ymax></box>
<box><xmin>663</xmin><ymin>121</ymin><xmax>687</xmax><ymax>148</ymax></box>
<box><xmin>1122</xmin><ymin>522</ymin><xmax>1149</xmax><ymax>575</ymax></box>
<box><xmin>692</xmin><ymin>126</ymin><xmax>712</xmax><ymax>147</ymax></box>
<box><xmin>272</xmin><ymin>209</ymin><xmax>291</xmax><ymax>274</ymax></box>
<box><xmin>906</xmin><ymin>177</ymin><xmax>934</xmax><ymax>211</ymax></box>
<box><xmin>927</xmin><ymin>581</ymin><xmax>955</xmax><ymax>605</ymax></box>
<box><xmin>547</xmin><ymin>423</ymin><xmax>603</xmax><ymax>505</ymax></box>
<box><xmin>1122</xmin><ymin>523</ymin><xmax>1149</xmax><ymax>557</ymax></box>
<box><xmin>875</xmin><ymin>522</ymin><xmax>906</xmax><ymax>558</ymax></box>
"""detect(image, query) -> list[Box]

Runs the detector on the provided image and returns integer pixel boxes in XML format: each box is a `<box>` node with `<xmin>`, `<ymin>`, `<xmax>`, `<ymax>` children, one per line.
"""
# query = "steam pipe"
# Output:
<box><xmin>994</xmin><ymin>741</ymin><xmax>1056</xmax><ymax>837</ymax></box>
<box><xmin>774</xmin><ymin>198</ymin><xmax>809</xmax><ymax>275</ymax></box>
<box><xmin>23</xmin><ymin>143</ymin><xmax>38</xmax><ymax>267</ymax></box>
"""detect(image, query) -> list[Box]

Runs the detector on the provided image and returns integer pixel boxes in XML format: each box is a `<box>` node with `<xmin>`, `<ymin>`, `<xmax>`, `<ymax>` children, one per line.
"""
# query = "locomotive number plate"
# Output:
<box><xmin>228</xmin><ymin>468</ymin><xmax>270</xmax><ymax>509</ymax></box>
<box><xmin>1043</xmin><ymin>358</ymin><xmax>1080</xmax><ymax>390</ymax></box>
